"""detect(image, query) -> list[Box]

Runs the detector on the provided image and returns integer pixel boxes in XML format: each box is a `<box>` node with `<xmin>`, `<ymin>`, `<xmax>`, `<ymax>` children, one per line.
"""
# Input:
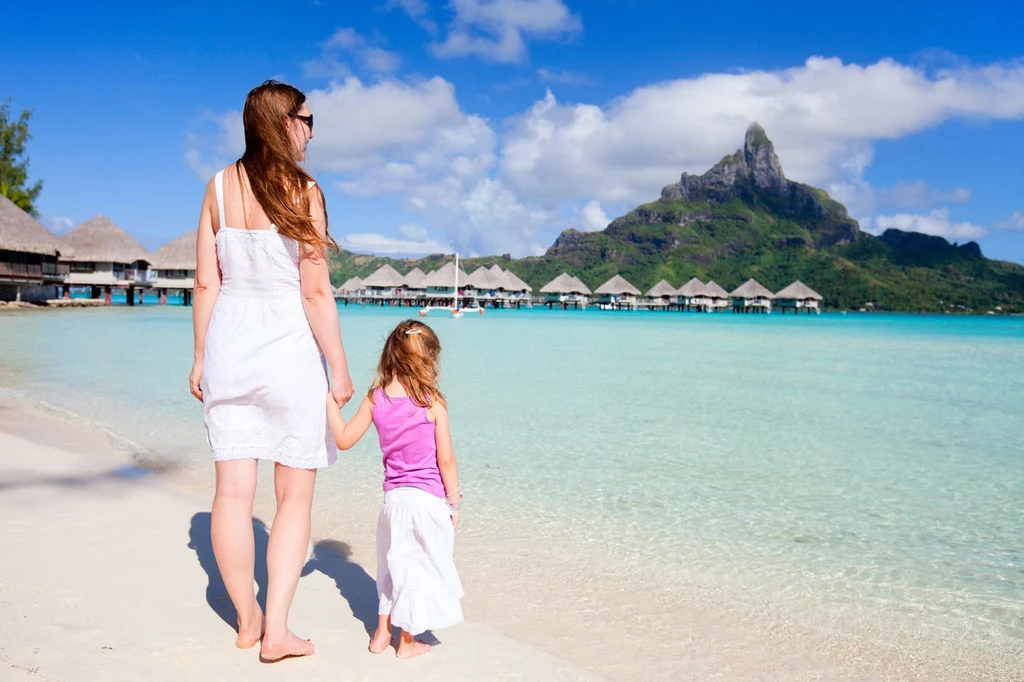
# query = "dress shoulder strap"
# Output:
<box><xmin>214</xmin><ymin>170</ymin><xmax>227</xmax><ymax>229</ymax></box>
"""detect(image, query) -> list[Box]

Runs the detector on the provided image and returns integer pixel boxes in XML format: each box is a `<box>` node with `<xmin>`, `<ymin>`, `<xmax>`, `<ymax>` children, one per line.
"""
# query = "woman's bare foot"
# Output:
<box><xmin>368</xmin><ymin>615</ymin><xmax>392</xmax><ymax>654</ymax></box>
<box><xmin>395</xmin><ymin>630</ymin><xmax>431</xmax><ymax>659</ymax></box>
<box><xmin>236</xmin><ymin>605</ymin><xmax>263</xmax><ymax>649</ymax></box>
<box><xmin>259</xmin><ymin>630</ymin><xmax>315</xmax><ymax>663</ymax></box>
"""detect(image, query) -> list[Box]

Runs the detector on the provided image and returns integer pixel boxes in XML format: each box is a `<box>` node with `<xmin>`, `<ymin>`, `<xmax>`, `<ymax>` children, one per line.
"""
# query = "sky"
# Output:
<box><xmin>3</xmin><ymin>0</ymin><xmax>1024</xmax><ymax>263</ymax></box>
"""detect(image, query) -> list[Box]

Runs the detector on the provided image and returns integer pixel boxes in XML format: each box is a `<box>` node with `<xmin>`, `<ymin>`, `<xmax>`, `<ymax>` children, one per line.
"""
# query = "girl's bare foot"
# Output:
<box><xmin>259</xmin><ymin>630</ymin><xmax>315</xmax><ymax>663</ymax></box>
<box><xmin>236</xmin><ymin>605</ymin><xmax>263</xmax><ymax>649</ymax></box>
<box><xmin>368</xmin><ymin>615</ymin><xmax>392</xmax><ymax>654</ymax></box>
<box><xmin>395</xmin><ymin>630</ymin><xmax>431</xmax><ymax>659</ymax></box>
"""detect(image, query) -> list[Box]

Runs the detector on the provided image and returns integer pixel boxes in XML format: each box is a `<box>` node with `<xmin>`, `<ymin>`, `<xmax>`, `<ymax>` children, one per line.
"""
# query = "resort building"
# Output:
<box><xmin>0</xmin><ymin>195</ymin><xmax>69</xmax><ymax>302</ymax></box>
<box><xmin>774</xmin><ymin>280</ymin><xmax>823</xmax><ymax>314</ymax></box>
<box><xmin>729</xmin><ymin>278</ymin><xmax>775</xmax><ymax>313</ymax></box>
<box><xmin>675</xmin><ymin>277</ymin><xmax>709</xmax><ymax>311</ymax></box>
<box><xmin>644</xmin><ymin>280</ymin><xmax>678</xmax><ymax>310</ymax></box>
<box><xmin>149</xmin><ymin>231</ymin><xmax>196</xmax><ymax>305</ymax></box>
<box><xmin>595</xmin><ymin>274</ymin><xmax>641</xmax><ymax>310</ymax></box>
<box><xmin>703</xmin><ymin>281</ymin><xmax>731</xmax><ymax>312</ymax></box>
<box><xmin>60</xmin><ymin>215</ymin><xmax>152</xmax><ymax>305</ymax></box>
<box><xmin>540</xmin><ymin>273</ymin><xmax>591</xmax><ymax>309</ymax></box>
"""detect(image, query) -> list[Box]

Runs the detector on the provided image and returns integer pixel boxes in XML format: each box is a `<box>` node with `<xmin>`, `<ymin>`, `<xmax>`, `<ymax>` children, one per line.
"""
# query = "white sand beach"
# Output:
<box><xmin>0</xmin><ymin>401</ymin><xmax>604</xmax><ymax>682</ymax></box>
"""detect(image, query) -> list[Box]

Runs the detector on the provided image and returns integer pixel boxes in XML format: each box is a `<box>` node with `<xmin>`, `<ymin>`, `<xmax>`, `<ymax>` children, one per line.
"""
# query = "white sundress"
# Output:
<box><xmin>200</xmin><ymin>169</ymin><xmax>336</xmax><ymax>469</ymax></box>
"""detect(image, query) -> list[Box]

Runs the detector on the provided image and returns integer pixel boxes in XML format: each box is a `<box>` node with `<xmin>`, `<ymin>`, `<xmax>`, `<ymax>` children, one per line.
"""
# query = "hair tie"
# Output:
<box><xmin>405</xmin><ymin>329</ymin><xmax>423</xmax><ymax>335</ymax></box>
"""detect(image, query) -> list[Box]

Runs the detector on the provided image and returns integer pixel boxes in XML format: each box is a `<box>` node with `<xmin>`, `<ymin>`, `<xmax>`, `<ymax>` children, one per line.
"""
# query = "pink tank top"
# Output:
<box><xmin>372</xmin><ymin>388</ymin><xmax>444</xmax><ymax>498</ymax></box>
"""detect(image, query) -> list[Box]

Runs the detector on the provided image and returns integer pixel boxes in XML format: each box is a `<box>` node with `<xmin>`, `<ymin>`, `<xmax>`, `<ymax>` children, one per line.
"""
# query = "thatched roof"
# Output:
<box><xmin>422</xmin><ymin>262</ymin><xmax>468</xmax><ymax>287</ymax></box>
<box><xmin>729</xmin><ymin>278</ymin><xmax>775</xmax><ymax>299</ymax></box>
<box><xmin>569</xmin><ymin>276</ymin><xmax>592</xmax><ymax>295</ymax></box>
<box><xmin>677</xmin><ymin>277</ymin><xmax>707</xmax><ymax>297</ymax></box>
<box><xmin>775</xmin><ymin>280</ymin><xmax>822</xmax><ymax>300</ymax></box>
<box><xmin>0</xmin><ymin>195</ymin><xmax>69</xmax><ymax>257</ymax></box>
<box><xmin>596</xmin><ymin>274</ymin><xmax>641</xmax><ymax>296</ymax></box>
<box><xmin>402</xmin><ymin>267</ymin><xmax>426</xmax><ymax>288</ymax></box>
<box><xmin>362</xmin><ymin>264</ymin><xmax>405</xmax><ymax>288</ymax></box>
<box><xmin>466</xmin><ymin>266</ymin><xmax>503</xmax><ymax>290</ymax></box>
<box><xmin>488</xmin><ymin>264</ymin><xmax>504</xmax><ymax>277</ymax></box>
<box><xmin>542</xmin><ymin>273</ymin><xmax>591</xmax><ymax>294</ymax></box>
<box><xmin>646</xmin><ymin>280</ymin><xmax>678</xmax><ymax>297</ymax></box>
<box><xmin>339</xmin><ymin>276</ymin><xmax>363</xmax><ymax>291</ymax></box>
<box><xmin>704</xmin><ymin>281</ymin><xmax>729</xmax><ymax>298</ymax></box>
<box><xmin>61</xmin><ymin>215</ymin><xmax>149</xmax><ymax>263</ymax></box>
<box><xmin>501</xmin><ymin>270</ymin><xmax>533</xmax><ymax>292</ymax></box>
<box><xmin>151</xmin><ymin>231</ymin><xmax>196</xmax><ymax>270</ymax></box>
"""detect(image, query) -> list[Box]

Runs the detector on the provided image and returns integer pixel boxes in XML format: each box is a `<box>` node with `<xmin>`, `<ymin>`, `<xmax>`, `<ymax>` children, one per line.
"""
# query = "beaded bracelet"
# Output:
<box><xmin>445</xmin><ymin>487</ymin><xmax>463</xmax><ymax>511</ymax></box>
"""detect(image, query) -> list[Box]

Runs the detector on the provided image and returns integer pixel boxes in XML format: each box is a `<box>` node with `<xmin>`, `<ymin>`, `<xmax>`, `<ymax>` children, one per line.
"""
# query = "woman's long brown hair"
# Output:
<box><xmin>236</xmin><ymin>80</ymin><xmax>337</xmax><ymax>250</ymax></box>
<box><xmin>369</xmin><ymin>319</ymin><xmax>445</xmax><ymax>409</ymax></box>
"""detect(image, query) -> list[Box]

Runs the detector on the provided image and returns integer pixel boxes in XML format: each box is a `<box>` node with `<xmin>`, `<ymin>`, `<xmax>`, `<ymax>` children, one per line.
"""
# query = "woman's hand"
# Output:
<box><xmin>189</xmin><ymin>361</ymin><xmax>203</xmax><ymax>402</ymax></box>
<box><xmin>331</xmin><ymin>372</ymin><xmax>355</xmax><ymax>406</ymax></box>
<box><xmin>450</xmin><ymin>508</ymin><xmax>460</xmax><ymax>530</ymax></box>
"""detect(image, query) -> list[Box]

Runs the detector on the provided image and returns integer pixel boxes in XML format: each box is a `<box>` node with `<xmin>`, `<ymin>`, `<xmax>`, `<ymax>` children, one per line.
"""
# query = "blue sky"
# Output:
<box><xmin>4</xmin><ymin>0</ymin><xmax>1024</xmax><ymax>263</ymax></box>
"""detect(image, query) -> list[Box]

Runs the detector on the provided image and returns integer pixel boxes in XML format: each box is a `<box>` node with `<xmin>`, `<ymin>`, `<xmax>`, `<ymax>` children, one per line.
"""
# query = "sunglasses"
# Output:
<box><xmin>290</xmin><ymin>113</ymin><xmax>313</xmax><ymax>132</ymax></box>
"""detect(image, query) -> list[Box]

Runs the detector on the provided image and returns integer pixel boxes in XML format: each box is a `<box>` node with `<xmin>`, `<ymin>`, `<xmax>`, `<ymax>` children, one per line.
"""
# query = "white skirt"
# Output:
<box><xmin>376</xmin><ymin>487</ymin><xmax>464</xmax><ymax>635</ymax></box>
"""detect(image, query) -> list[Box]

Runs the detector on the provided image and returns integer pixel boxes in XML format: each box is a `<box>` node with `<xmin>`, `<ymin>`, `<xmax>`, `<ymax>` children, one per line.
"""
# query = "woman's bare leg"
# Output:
<box><xmin>260</xmin><ymin>463</ymin><xmax>317</xmax><ymax>660</ymax></box>
<box><xmin>211</xmin><ymin>459</ymin><xmax>262</xmax><ymax>648</ymax></box>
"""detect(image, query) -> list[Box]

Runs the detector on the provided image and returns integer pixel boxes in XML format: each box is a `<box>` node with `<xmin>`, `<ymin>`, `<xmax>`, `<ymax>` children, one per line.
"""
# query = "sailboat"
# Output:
<box><xmin>419</xmin><ymin>254</ymin><xmax>483</xmax><ymax>318</ymax></box>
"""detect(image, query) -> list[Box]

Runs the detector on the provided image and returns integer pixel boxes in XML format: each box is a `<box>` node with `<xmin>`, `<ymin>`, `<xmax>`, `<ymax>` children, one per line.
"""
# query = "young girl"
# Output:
<box><xmin>327</xmin><ymin>319</ymin><xmax>464</xmax><ymax>659</ymax></box>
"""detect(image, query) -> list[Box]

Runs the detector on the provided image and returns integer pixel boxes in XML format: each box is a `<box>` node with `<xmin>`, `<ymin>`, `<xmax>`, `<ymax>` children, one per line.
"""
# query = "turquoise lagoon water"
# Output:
<box><xmin>0</xmin><ymin>306</ymin><xmax>1021</xmax><ymax>678</ymax></box>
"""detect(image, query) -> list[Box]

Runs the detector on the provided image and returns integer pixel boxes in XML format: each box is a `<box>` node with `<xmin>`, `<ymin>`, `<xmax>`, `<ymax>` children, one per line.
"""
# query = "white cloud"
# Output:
<box><xmin>302</xmin><ymin>58</ymin><xmax>351</xmax><ymax>79</ymax></box>
<box><xmin>184</xmin><ymin>111</ymin><xmax>243</xmax><ymax>180</ymax></box>
<box><xmin>387</xmin><ymin>0</ymin><xmax>438</xmax><ymax>32</ymax></box>
<box><xmin>537</xmin><ymin>67</ymin><xmax>590</xmax><ymax>85</ymax></box>
<box><xmin>996</xmin><ymin>211</ymin><xmax>1024</xmax><ymax>231</ymax></box>
<box><xmin>313</xmin><ymin>27</ymin><xmax>401</xmax><ymax>75</ymax></box>
<box><xmin>187</xmin><ymin>56</ymin><xmax>1024</xmax><ymax>256</ymax></box>
<box><xmin>306</xmin><ymin>76</ymin><xmax>494</xmax><ymax>174</ymax></box>
<box><xmin>828</xmin><ymin>179</ymin><xmax>971</xmax><ymax>222</ymax></box>
<box><xmin>580</xmin><ymin>200</ymin><xmax>609</xmax><ymax>231</ymax></box>
<box><xmin>499</xmin><ymin>57</ymin><xmax>1024</xmax><ymax>208</ymax></box>
<box><xmin>873</xmin><ymin>208</ymin><xmax>987</xmax><ymax>240</ymax></box>
<box><xmin>341</xmin><ymin>231</ymin><xmax>452</xmax><ymax>255</ymax></box>
<box><xmin>398</xmin><ymin>222</ymin><xmax>428</xmax><ymax>240</ymax></box>
<box><xmin>42</xmin><ymin>215</ymin><xmax>75</xmax><ymax>236</ymax></box>
<box><xmin>431</xmin><ymin>0</ymin><xmax>582</xmax><ymax>63</ymax></box>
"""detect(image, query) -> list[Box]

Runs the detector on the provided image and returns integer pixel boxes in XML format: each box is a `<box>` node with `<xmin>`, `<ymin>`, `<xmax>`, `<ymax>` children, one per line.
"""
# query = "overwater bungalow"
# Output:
<box><xmin>774</xmin><ymin>280</ymin><xmax>823</xmax><ymax>314</ymax></box>
<box><xmin>0</xmin><ymin>195</ymin><xmax>70</xmax><ymax>302</ymax></box>
<box><xmin>644</xmin><ymin>280</ymin><xmax>678</xmax><ymax>310</ymax></box>
<box><xmin>595</xmin><ymin>274</ymin><xmax>641</xmax><ymax>310</ymax></box>
<box><xmin>729</xmin><ymin>278</ymin><xmax>775</xmax><ymax>314</ymax></box>
<box><xmin>498</xmin><ymin>268</ymin><xmax>532</xmax><ymax>308</ymax></box>
<box><xmin>335</xmin><ymin>276</ymin><xmax>364</xmax><ymax>299</ymax></box>
<box><xmin>540</xmin><ymin>273</ymin><xmax>591</xmax><ymax>309</ymax></box>
<box><xmin>60</xmin><ymin>216</ymin><xmax>152</xmax><ymax>305</ymax></box>
<box><xmin>675</xmin><ymin>277</ymin><xmax>709</xmax><ymax>312</ymax></box>
<box><xmin>401</xmin><ymin>267</ymin><xmax>427</xmax><ymax>299</ymax></box>
<box><xmin>465</xmin><ymin>265</ymin><xmax>504</xmax><ymax>306</ymax></box>
<box><xmin>422</xmin><ymin>262</ymin><xmax>470</xmax><ymax>307</ymax></box>
<box><xmin>703</xmin><ymin>281</ymin><xmax>731</xmax><ymax>312</ymax></box>
<box><xmin>150</xmin><ymin>231</ymin><xmax>196</xmax><ymax>305</ymax></box>
<box><xmin>361</xmin><ymin>264</ymin><xmax>406</xmax><ymax>302</ymax></box>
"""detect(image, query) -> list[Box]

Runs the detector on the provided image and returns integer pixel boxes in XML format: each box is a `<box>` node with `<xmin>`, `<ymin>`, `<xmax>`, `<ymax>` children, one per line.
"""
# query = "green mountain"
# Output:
<box><xmin>330</xmin><ymin>124</ymin><xmax>1024</xmax><ymax>313</ymax></box>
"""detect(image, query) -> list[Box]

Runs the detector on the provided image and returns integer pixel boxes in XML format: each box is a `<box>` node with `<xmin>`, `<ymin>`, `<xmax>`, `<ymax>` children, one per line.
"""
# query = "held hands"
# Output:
<box><xmin>189</xmin><ymin>361</ymin><xmax>203</xmax><ymax>402</ymax></box>
<box><xmin>331</xmin><ymin>372</ymin><xmax>355</xmax><ymax>406</ymax></box>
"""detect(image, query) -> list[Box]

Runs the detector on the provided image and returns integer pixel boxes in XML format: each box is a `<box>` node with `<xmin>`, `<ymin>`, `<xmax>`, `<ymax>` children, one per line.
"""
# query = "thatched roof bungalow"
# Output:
<box><xmin>0</xmin><ymin>196</ymin><xmax>69</xmax><ymax>295</ymax></box>
<box><xmin>703</xmin><ymin>280</ymin><xmax>730</xmax><ymax>311</ymax></box>
<box><xmin>60</xmin><ymin>215</ymin><xmax>152</xmax><ymax>288</ymax></box>
<box><xmin>729</xmin><ymin>278</ymin><xmax>775</xmax><ymax>313</ymax></box>
<box><xmin>774</xmin><ymin>280</ymin><xmax>822</xmax><ymax>314</ymax></box>
<box><xmin>595</xmin><ymin>274</ymin><xmax>641</xmax><ymax>308</ymax></box>
<box><xmin>150</xmin><ymin>231</ymin><xmax>196</xmax><ymax>296</ymax></box>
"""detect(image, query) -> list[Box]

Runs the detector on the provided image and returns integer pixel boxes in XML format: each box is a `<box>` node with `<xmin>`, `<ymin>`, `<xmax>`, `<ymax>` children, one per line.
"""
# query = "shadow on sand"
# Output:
<box><xmin>187</xmin><ymin>512</ymin><xmax>269</xmax><ymax>631</ymax></box>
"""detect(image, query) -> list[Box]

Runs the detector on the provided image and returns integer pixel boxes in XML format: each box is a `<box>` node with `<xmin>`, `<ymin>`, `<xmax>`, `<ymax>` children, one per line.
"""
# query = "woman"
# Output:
<box><xmin>188</xmin><ymin>80</ymin><xmax>355</xmax><ymax>662</ymax></box>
